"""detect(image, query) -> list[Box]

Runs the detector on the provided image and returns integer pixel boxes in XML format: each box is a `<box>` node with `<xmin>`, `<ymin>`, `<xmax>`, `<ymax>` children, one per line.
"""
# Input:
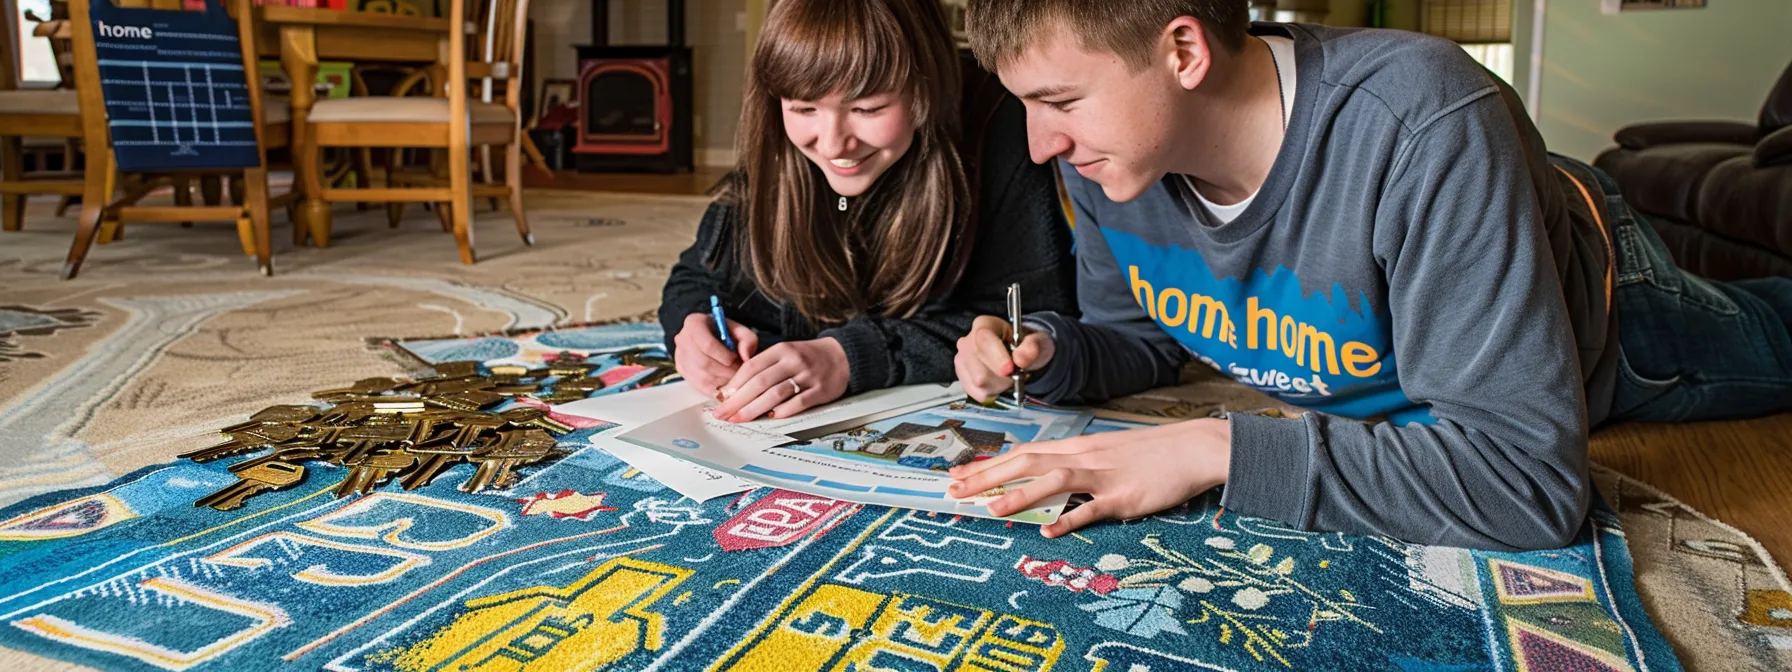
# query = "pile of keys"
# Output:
<box><xmin>182</xmin><ymin>350</ymin><xmax>674</xmax><ymax>511</ymax></box>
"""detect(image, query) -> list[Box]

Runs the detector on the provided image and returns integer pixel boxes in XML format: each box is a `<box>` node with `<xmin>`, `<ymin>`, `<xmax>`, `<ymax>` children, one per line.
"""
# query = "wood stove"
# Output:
<box><xmin>573</xmin><ymin>0</ymin><xmax>694</xmax><ymax>173</ymax></box>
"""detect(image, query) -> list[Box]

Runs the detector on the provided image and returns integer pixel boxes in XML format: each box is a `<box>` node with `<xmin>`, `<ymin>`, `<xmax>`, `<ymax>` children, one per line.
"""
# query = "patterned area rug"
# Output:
<box><xmin>0</xmin><ymin>191</ymin><xmax>1788</xmax><ymax>670</ymax></box>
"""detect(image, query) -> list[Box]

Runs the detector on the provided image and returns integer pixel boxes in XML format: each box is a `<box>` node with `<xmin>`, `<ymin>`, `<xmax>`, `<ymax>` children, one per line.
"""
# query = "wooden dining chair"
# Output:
<box><xmin>58</xmin><ymin>0</ymin><xmax>297</xmax><ymax>279</ymax></box>
<box><xmin>0</xmin><ymin>0</ymin><xmax>84</xmax><ymax>233</ymax></box>
<box><xmin>297</xmin><ymin>0</ymin><xmax>532</xmax><ymax>264</ymax></box>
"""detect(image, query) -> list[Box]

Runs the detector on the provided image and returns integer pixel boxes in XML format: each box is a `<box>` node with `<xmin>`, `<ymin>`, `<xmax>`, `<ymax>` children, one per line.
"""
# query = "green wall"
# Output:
<box><xmin>1534</xmin><ymin>0</ymin><xmax>1792</xmax><ymax>161</ymax></box>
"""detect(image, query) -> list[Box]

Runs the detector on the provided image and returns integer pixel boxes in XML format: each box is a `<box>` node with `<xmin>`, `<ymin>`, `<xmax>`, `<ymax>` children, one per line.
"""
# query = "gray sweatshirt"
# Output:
<box><xmin>1025</xmin><ymin>23</ymin><xmax>1618</xmax><ymax>551</ymax></box>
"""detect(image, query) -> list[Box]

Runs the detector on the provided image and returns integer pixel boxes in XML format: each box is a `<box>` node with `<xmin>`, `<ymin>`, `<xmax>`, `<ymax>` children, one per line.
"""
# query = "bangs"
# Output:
<box><xmin>756</xmin><ymin>1</ymin><xmax>916</xmax><ymax>109</ymax></box>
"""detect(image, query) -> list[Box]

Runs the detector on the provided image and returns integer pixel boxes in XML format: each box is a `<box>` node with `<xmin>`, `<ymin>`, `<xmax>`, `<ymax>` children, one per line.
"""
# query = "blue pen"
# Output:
<box><xmin>709</xmin><ymin>295</ymin><xmax>738</xmax><ymax>351</ymax></box>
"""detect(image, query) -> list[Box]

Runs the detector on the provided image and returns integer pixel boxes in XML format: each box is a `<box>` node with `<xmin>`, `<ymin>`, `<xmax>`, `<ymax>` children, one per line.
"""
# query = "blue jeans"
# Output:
<box><xmin>1605</xmin><ymin>185</ymin><xmax>1792</xmax><ymax>422</ymax></box>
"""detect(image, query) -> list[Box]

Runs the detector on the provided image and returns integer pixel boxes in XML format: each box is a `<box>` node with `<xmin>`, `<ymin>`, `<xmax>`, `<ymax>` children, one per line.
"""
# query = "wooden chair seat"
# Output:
<box><xmin>0</xmin><ymin>89</ymin><xmax>80</xmax><ymax>115</ymax></box>
<box><xmin>291</xmin><ymin>0</ymin><xmax>533</xmax><ymax>265</ymax></box>
<box><xmin>309</xmin><ymin>97</ymin><xmax>513</xmax><ymax>124</ymax></box>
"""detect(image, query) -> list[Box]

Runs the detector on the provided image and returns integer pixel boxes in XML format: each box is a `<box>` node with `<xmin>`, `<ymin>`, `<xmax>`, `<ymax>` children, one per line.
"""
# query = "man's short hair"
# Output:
<box><xmin>967</xmin><ymin>0</ymin><xmax>1251</xmax><ymax>71</ymax></box>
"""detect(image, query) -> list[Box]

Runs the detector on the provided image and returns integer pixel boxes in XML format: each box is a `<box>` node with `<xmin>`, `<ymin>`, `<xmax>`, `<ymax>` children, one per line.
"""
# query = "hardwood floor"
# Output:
<box><xmin>1592</xmin><ymin>413</ymin><xmax>1792</xmax><ymax>570</ymax></box>
<box><xmin>539</xmin><ymin>163</ymin><xmax>1792</xmax><ymax>571</ymax></box>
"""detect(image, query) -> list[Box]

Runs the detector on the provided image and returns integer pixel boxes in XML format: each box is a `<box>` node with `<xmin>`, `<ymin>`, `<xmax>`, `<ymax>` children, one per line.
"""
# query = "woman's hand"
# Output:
<box><xmin>673</xmin><ymin>312</ymin><xmax>759</xmax><ymax>399</ymax></box>
<box><xmin>711</xmin><ymin>337</ymin><xmax>851</xmax><ymax>422</ymax></box>
<box><xmin>947</xmin><ymin>419</ymin><xmax>1232</xmax><ymax>538</ymax></box>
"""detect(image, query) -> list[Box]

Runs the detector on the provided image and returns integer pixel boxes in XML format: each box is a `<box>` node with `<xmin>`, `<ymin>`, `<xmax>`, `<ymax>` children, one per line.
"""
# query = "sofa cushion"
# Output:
<box><xmin>1613</xmin><ymin>121</ymin><xmax>1757</xmax><ymax>150</ymax></box>
<box><xmin>1594</xmin><ymin>143</ymin><xmax>1751</xmax><ymax>223</ymax></box>
<box><xmin>1757</xmin><ymin>125</ymin><xmax>1792</xmax><ymax>168</ymax></box>
<box><xmin>1647</xmin><ymin>216</ymin><xmax>1792</xmax><ymax>282</ymax></box>
<box><xmin>1761</xmin><ymin>60</ymin><xmax>1792</xmax><ymax>135</ymax></box>
<box><xmin>1695</xmin><ymin>155</ymin><xmax>1792</xmax><ymax>259</ymax></box>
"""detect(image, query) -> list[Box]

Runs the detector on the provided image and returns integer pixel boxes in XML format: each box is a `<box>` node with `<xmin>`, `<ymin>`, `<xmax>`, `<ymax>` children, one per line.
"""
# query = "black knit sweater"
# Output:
<box><xmin>657</xmin><ymin>63</ymin><xmax>1078</xmax><ymax>395</ymax></box>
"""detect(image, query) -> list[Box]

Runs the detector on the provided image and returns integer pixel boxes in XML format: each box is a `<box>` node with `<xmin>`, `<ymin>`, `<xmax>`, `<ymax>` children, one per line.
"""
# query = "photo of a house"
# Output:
<box><xmin>782</xmin><ymin>404</ymin><xmax>1089</xmax><ymax>474</ymax></box>
<box><xmin>853</xmin><ymin>419</ymin><xmax>1013</xmax><ymax>470</ymax></box>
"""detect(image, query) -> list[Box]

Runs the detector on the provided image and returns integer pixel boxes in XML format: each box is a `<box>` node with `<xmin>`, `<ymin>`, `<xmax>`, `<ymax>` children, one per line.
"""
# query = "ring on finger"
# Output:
<box><xmin>788</xmin><ymin>379</ymin><xmax>802</xmax><ymax>395</ymax></box>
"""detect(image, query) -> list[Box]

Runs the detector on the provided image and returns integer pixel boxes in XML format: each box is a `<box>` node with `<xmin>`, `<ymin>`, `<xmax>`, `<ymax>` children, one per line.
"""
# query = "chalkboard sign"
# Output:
<box><xmin>88</xmin><ymin>0</ymin><xmax>260</xmax><ymax>171</ymax></box>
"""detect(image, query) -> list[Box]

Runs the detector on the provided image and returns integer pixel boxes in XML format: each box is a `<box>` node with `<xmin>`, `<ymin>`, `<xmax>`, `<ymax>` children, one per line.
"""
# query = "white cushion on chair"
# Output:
<box><xmin>307</xmin><ymin>98</ymin><xmax>515</xmax><ymax>124</ymax></box>
<box><xmin>0</xmin><ymin>89</ymin><xmax>80</xmax><ymax>115</ymax></box>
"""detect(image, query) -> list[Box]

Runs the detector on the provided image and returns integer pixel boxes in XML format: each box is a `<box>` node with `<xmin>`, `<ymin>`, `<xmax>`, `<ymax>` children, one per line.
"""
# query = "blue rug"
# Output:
<box><xmin>0</xmin><ymin>324</ymin><xmax>1681</xmax><ymax>671</ymax></box>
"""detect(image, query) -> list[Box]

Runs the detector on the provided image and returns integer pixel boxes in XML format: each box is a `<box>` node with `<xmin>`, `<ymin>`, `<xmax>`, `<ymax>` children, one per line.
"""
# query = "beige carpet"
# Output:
<box><xmin>1</xmin><ymin>189</ymin><xmax>1790</xmax><ymax>670</ymax></box>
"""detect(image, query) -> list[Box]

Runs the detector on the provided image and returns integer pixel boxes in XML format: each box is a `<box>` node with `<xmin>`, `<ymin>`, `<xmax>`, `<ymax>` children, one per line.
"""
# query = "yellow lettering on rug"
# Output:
<box><xmin>393</xmin><ymin>557</ymin><xmax>691</xmax><ymax>671</ymax></box>
<box><xmin>724</xmin><ymin>584</ymin><xmax>888</xmax><ymax>672</ymax></box>
<box><xmin>720</xmin><ymin>585</ymin><xmax>1063</xmax><ymax>672</ymax></box>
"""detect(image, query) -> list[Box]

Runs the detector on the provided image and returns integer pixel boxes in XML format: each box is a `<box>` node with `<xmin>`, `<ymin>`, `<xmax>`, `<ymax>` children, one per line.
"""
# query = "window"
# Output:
<box><xmin>12</xmin><ymin>0</ymin><xmax>60</xmax><ymax>84</ymax></box>
<box><xmin>1459</xmin><ymin>43</ymin><xmax>1514</xmax><ymax>83</ymax></box>
<box><xmin>1421</xmin><ymin>0</ymin><xmax>1511</xmax><ymax>43</ymax></box>
<box><xmin>1421</xmin><ymin>0</ymin><xmax>1515</xmax><ymax>84</ymax></box>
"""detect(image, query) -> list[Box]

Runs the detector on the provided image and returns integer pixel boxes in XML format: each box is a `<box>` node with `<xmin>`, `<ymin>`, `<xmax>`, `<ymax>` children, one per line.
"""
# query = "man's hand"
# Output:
<box><xmin>673</xmin><ymin>312</ymin><xmax>758</xmax><ymax>399</ymax></box>
<box><xmin>711</xmin><ymin>337</ymin><xmax>851</xmax><ymax>423</ymax></box>
<box><xmin>955</xmin><ymin>315</ymin><xmax>1055</xmax><ymax>403</ymax></box>
<box><xmin>947</xmin><ymin>419</ymin><xmax>1232</xmax><ymax>538</ymax></box>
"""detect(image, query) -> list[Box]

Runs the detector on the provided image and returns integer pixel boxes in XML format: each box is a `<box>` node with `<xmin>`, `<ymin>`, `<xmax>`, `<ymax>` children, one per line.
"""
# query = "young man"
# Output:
<box><xmin>948</xmin><ymin>0</ymin><xmax>1792</xmax><ymax>549</ymax></box>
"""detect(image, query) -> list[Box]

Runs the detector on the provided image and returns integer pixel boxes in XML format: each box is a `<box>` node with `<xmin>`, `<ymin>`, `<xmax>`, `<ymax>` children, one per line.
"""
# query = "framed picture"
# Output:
<box><xmin>533</xmin><ymin>78</ymin><xmax>576</xmax><ymax>129</ymax></box>
<box><xmin>1602</xmin><ymin>0</ymin><xmax>1706</xmax><ymax>12</ymax></box>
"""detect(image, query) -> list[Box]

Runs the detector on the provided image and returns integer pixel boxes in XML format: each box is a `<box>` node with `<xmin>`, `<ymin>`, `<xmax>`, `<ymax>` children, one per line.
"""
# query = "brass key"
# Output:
<box><xmin>196</xmin><ymin>463</ymin><xmax>307</xmax><ymax>510</ymax></box>
<box><xmin>555</xmin><ymin>378</ymin><xmax>606</xmax><ymax>393</ymax></box>
<box><xmin>425</xmin><ymin>390</ymin><xmax>506</xmax><ymax>412</ymax></box>
<box><xmin>546</xmin><ymin>358</ymin><xmax>596</xmax><ymax>378</ymax></box>
<box><xmin>230</xmin><ymin>447</ymin><xmax>326</xmax><ymax>473</ymax></box>
<box><xmin>401</xmin><ymin>377</ymin><xmax>494</xmax><ymax>396</ymax></box>
<box><xmin>463</xmin><ymin>429</ymin><xmax>556</xmax><ymax>492</ymax></box>
<box><xmin>431</xmin><ymin>360</ymin><xmax>481</xmax><ymax>378</ymax></box>
<box><xmin>221</xmin><ymin>405</ymin><xmax>321</xmax><ymax>434</ymax></box>
<box><xmin>180</xmin><ymin>424</ymin><xmax>303</xmax><ymax>462</ymax></box>
<box><xmin>635</xmin><ymin>367</ymin><xmax>680</xmax><ymax>388</ymax></box>
<box><xmin>315</xmin><ymin>401</ymin><xmax>377</xmax><ymax>426</ymax></box>
<box><xmin>400</xmin><ymin>440</ymin><xmax>482</xmax><ymax>490</ymax></box>
<box><xmin>416</xmin><ymin>411</ymin><xmax>506</xmax><ymax>450</ymax></box>
<box><xmin>332</xmin><ymin>424</ymin><xmax>416</xmax><ymax>464</ymax></box>
<box><xmin>334</xmin><ymin>451</ymin><xmax>417</xmax><ymax>498</ymax></box>
<box><xmin>312</xmin><ymin>377</ymin><xmax>406</xmax><ymax>402</ymax></box>
<box><xmin>501</xmin><ymin>407</ymin><xmax>574</xmax><ymax>436</ymax></box>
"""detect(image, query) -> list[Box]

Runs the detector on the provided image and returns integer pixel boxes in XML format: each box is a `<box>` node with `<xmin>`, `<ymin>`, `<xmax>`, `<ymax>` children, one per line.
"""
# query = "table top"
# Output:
<box><xmin>257</xmin><ymin>5</ymin><xmax>450</xmax><ymax>32</ymax></box>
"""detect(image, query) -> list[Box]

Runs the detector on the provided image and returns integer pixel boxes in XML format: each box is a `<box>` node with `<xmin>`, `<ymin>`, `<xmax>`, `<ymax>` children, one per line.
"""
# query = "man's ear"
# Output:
<box><xmin>1164</xmin><ymin>16</ymin><xmax>1213</xmax><ymax>92</ymax></box>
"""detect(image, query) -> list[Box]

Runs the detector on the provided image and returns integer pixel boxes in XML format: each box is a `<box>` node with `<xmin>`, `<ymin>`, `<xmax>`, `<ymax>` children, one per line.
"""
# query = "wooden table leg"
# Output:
<box><xmin>281</xmin><ymin>25</ymin><xmax>332</xmax><ymax>248</ymax></box>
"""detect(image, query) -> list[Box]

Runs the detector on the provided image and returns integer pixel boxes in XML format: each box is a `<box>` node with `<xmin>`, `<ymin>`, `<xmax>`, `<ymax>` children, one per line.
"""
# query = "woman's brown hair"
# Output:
<box><xmin>728</xmin><ymin>0</ymin><xmax>971</xmax><ymax>325</ymax></box>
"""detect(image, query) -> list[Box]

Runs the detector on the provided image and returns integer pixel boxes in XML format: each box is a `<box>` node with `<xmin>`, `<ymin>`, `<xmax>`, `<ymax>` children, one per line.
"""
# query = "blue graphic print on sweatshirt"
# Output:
<box><xmin>1100</xmin><ymin>228</ymin><xmax>1434</xmax><ymax>426</ymax></box>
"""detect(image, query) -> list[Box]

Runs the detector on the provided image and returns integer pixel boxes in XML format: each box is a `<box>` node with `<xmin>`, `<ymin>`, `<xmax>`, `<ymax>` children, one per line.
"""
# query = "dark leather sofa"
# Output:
<box><xmin>1594</xmin><ymin>62</ymin><xmax>1792</xmax><ymax>281</ymax></box>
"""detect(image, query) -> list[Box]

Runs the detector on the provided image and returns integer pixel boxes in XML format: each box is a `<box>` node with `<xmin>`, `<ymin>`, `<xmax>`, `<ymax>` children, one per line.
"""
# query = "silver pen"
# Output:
<box><xmin>1006</xmin><ymin>282</ymin><xmax>1026</xmax><ymax>408</ymax></box>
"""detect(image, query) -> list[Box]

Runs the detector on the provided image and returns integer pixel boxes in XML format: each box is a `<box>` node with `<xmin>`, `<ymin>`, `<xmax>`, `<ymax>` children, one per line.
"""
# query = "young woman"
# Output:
<box><xmin>658</xmin><ymin>0</ymin><xmax>1077</xmax><ymax>423</ymax></box>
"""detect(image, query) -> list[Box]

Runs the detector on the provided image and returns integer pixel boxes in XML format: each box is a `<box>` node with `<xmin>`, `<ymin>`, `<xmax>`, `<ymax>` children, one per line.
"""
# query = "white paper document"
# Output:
<box><xmin>551</xmin><ymin>383</ymin><xmax>755</xmax><ymax>501</ymax></box>
<box><xmin>588</xmin><ymin>435</ymin><xmax>755</xmax><ymax>502</ymax></box>
<box><xmin>614</xmin><ymin>389</ymin><xmax>1093</xmax><ymax>525</ymax></box>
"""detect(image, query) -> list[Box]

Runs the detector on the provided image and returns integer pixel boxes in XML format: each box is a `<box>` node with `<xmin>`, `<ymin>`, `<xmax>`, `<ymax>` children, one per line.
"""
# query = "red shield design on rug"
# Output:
<box><xmin>714</xmin><ymin>490</ymin><xmax>852</xmax><ymax>552</ymax></box>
